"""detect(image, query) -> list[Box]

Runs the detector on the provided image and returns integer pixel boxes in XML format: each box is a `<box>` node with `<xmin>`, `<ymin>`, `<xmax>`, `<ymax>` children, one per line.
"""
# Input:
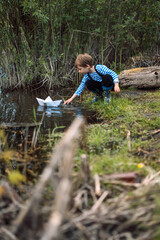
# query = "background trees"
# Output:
<box><xmin>0</xmin><ymin>0</ymin><xmax>159</xmax><ymax>89</ymax></box>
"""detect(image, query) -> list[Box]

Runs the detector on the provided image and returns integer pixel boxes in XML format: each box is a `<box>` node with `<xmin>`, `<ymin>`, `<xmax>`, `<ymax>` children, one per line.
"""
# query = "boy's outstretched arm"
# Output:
<box><xmin>64</xmin><ymin>94</ymin><xmax>77</xmax><ymax>104</ymax></box>
<box><xmin>114</xmin><ymin>83</ymin><xmax>120</xmax><ymax>93</ymax></box>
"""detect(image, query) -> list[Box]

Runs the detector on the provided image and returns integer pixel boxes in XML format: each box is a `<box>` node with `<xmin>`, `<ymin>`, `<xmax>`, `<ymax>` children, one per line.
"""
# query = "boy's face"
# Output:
<box><xmin>77</xmin><ymin>64</ymin><xmax>90</xmax><ymax>74</ymax></box>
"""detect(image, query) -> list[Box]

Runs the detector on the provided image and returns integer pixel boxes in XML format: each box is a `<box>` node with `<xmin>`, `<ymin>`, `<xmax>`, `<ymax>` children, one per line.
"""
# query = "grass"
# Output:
<box><xmin>76</xmin><ymin>89</ymin><xmax>160</xmax><ymax>177</ymax></box>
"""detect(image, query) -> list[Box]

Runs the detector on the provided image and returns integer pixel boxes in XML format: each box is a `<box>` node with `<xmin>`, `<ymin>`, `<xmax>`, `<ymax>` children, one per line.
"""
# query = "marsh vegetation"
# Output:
<box><xmin>0</xmin><ymin>0</ymin><xmax>159</xmax><ymax>90</ymax></box>
<box><xmin>0</xmin><ymin>0</ymin><xmax>160</xmax><ymax>239</ymax></box>
<box><xmin>0</xmin><ymin>89</ymin><xmax>160</xmax><ymax>239</ymax></box>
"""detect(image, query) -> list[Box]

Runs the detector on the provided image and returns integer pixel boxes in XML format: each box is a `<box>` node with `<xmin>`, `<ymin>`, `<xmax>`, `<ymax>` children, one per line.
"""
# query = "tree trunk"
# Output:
<box><xmin>119</xmin><ymin>66</ymin><xmax>160</xmax><ymax>89</ymax></box>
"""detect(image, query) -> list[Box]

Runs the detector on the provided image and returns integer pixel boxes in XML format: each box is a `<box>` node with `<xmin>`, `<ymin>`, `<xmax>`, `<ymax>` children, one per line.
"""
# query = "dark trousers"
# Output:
<box><xmin>85</xmin><ymin>74</ymin><xmax>113</xmax><ymax>95</ymax></box>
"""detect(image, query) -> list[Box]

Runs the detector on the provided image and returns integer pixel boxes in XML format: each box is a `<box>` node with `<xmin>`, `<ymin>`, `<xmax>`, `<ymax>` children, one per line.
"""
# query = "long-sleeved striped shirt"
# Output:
<box><xmin>74</xmin><ymin>64</ymin><xmax>119</xmax><ymax>96</ymax></box>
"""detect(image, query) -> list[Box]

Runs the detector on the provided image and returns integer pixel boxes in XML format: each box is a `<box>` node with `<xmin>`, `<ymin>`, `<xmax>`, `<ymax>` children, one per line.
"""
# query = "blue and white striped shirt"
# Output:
<box><xmin>74</xmin><ymin>64</ymin><xmax>119</xmax><ymax>96</ymax></box>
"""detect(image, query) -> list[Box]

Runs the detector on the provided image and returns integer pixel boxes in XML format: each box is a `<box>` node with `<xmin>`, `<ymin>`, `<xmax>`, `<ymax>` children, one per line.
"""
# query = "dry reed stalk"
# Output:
<box><xmin>81</xmin><ymin>154</ymin><xmax>90</xmax><ymax>184</ymax></box>
<box><xmin>31</xmin><ymin>112</ymin><xmax>45</xmax><ymax>149</ymax></box>
<box><xmin>41</xmin><ymin>179</ymin><xmax>71</xmax><ymax>240</ymax></box>
<box><xmin>0</xmin><ymin>227</ymin><xmax>18</xmax><ymax>240</ymax></box>
<box><xmin>126</xmin><ymin>130</ymin><xmax>131</xmax><ymax>152</ymax></box>
<box><xmin>94</xmin><ymin>173</ymin><xmax>101</xmax><ymax>196</ymax></box>
<box><xmin>13</xmin><ymin>117</ymin><xmax>86</xmax><ymax>239</ymax></box>
<box><xmin>0</xmin><ymin>181</ymin><xmax>24</xmax><ymax>209</ymax></box>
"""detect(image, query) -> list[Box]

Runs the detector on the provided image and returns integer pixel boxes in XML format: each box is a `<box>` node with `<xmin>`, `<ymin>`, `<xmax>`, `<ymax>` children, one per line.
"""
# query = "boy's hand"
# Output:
<box><xmin>114</xmin><ymin>83</ymin><xmax>120</xmax><ymax>94</ymax></box>
<box><xmin>64</xmin><ymin>94</ymin><xmax>77</xmax><ymax>105</ymax></box>
<box><xmin>64</xmin><ymin>98</ymin><xmax>73</xmax><ymax>105</ymax></box>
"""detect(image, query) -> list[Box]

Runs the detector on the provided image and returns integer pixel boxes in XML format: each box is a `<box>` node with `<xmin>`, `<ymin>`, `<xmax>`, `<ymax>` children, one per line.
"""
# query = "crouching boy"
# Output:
<box><xmin>64</xmin><ymin>53</ymin><xmax>120</xmax><ymax>104</ymax></box>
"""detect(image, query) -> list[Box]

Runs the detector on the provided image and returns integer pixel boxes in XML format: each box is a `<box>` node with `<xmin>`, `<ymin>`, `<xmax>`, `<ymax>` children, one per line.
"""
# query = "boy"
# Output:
<box><xmin>64</xmin><ymin>53</ymin><xmax>120</xmax><ymax>104</ymax></box>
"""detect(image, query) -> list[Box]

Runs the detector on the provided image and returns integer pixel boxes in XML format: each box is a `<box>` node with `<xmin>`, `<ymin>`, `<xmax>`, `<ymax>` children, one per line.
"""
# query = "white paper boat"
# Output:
<box><xmin>36</xmin><ymin>96</ymin><xmax>62</xmax><ymax>107</ymax></box>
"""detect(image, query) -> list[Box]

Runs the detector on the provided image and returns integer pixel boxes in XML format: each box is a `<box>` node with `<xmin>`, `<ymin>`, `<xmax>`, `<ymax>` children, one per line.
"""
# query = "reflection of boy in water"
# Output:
<box><xmin>64</xmin><ymin>53</ymin><xmax>120</xmax><ymax>104</ymax></box>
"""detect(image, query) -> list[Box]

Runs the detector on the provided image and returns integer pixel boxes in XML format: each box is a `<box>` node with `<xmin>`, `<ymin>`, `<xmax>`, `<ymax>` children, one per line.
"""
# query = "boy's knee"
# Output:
<box><xmin>102</xmin><ymin>74</ymin><xmax>113</xmax><ymax>87</ymax></box>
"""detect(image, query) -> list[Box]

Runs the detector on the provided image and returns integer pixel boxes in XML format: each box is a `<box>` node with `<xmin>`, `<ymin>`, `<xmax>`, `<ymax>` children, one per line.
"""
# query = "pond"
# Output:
<box><xmin>0</xmin><ymin>89</ymin><xmax>98</xmax><ymax>179</ymax></box>
<box><xmin>0</xmin><ymin>89</ymin><xmax>97</xmax><ymax>128</ymax></box>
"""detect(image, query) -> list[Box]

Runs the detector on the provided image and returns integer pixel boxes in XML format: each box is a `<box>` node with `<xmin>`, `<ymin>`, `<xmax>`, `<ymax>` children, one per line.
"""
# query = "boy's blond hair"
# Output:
<box><xmin>75</xmin><ymin>53</ymin><xmax>93</xmax><ymax>68</ymax></box>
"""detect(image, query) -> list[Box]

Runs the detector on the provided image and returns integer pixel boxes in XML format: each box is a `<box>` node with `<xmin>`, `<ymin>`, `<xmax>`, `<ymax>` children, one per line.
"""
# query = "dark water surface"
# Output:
<box><xmin>0</xmin><ymin>89</ymin><xmax>99</xmax><ymax>179</ymax></box>
<box><xmin>0</xmin><ymin>89</ymin><xmax>98</xmax><ymax>125</ymax></box>
<box><xmin>0</xmin><ymin>89</ymin><xmax>97</xmax><ymax>147</ymax></box>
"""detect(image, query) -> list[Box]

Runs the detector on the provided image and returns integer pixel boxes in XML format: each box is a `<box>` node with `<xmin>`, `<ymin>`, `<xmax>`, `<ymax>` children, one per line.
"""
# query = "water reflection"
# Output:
<box><xmin>37</xmin><ymin>105</ymin><xmax>83</xmax><ymax>119</ymax></box>
<box><xmin>37</xmin><ymin>106</ymin><xmax>63</xmax><ymax>117</ymax></box>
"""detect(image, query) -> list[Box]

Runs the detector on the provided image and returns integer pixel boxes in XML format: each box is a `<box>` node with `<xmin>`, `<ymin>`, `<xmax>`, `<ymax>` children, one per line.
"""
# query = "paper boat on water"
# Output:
<box><xmin>36</xmin><ymin>96</ymin><xmax>62</xmax><ymax>107</ymax></box>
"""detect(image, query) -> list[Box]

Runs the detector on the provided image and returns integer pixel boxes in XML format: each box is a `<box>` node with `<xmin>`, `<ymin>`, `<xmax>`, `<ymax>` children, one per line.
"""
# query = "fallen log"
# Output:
<box><xmin>119</xmin><ymin>66</ymin><xmax>160</xmax><ymax>89</ymax></box>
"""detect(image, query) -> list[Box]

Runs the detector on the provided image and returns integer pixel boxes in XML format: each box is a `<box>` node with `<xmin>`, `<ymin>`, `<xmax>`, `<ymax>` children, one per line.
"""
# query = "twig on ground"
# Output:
<box><xmin>94</xmin><ymin>173</ymin><xmax>101</xmax><ymax>196</ymax></box>
<box><xmin>126</xmin><ymin>130</ymin><xmax>131</xmax><ymax>152</ymax></box>
<box><xmin>0</xmin><ymin>227</ymin><xmax>19</xmax><ymax>240</ymax></box>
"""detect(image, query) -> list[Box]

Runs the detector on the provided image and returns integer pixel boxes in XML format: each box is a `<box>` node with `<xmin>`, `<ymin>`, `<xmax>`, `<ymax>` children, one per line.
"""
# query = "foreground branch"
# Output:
<box><xmin>13</xmin><ymin>117</ymin><xmax>86</xmax><ymax>239</ymax></box>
